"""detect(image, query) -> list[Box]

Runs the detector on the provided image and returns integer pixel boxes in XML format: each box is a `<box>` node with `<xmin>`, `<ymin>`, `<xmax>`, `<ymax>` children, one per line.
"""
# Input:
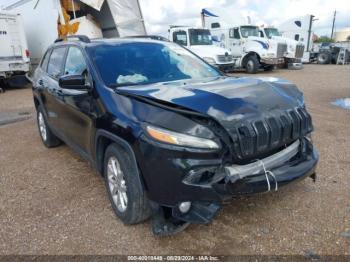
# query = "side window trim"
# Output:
<box><xmin>40</xmin><ymin>48</ymin><xmax>52</xmax><ymax>73</ymax></box>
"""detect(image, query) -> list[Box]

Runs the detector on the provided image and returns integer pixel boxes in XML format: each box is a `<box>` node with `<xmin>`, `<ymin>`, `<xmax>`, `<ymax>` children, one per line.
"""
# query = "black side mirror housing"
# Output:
<box><xmin>59</xmin><ymin>75</ymin><xmax>90</xmax><ymax>90</ymax></box>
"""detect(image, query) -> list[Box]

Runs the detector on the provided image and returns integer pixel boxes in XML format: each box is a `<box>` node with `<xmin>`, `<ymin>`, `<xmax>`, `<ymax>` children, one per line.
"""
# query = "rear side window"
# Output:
<box><xmin>41</xmin><ymin>49</ymin><xmax>51</xmax><ymax>71</ymax></box>
<box><xmin>64</xmin><ymin>47</ymin><xmax>87</xmax><ymax>75</ymax></box>
<box><xmin>47</xmin><ymin>47</ymin><xmax>66</xmax><ymax>78</ymax></box>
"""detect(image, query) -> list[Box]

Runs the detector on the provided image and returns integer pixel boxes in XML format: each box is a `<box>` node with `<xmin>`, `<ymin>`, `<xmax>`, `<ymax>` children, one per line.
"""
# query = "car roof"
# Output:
<box><xmin>51</xmin><ymin>36</ymin><xmax>169</xmax><ymax>49</ymax></box>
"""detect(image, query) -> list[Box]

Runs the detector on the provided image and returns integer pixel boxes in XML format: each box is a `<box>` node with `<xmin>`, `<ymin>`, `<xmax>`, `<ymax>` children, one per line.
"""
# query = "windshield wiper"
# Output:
<box><xmin>109</xmin><ymin>82</ymin><xmax>144</xmax><ymax>88</ymax></box>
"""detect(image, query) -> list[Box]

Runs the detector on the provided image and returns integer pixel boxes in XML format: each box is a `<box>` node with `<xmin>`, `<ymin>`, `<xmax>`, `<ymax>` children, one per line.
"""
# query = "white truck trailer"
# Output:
<box><xmin>2</xmin><ymin>0</ymin><xmax>146</xmax><ymax>65</ymax></box>
<box><xmin>0</xmin><ymin>11</ymin><xmax>30</xmax><ymax>88</ymax></box>
<box><xmin>259</xmin><ymin>26</ymin><xmax>304</xmax><ymax>69</ymax></box>
<box><xmin>168</xmin><ymin>26</ymin><xmax>234</xmax><ymax>72</ymax></box>
<box><xmin>201</xmin><ymin>8</ymin><xmax>286</xmax><ymax>73</ymax></box>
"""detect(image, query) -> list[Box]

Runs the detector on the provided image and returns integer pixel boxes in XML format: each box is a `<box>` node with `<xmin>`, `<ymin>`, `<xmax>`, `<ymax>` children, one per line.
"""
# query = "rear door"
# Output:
<box><xmin>0</xmin><ymin>14</ymin><xmax>22</xmax><ymax>60</ymax></box>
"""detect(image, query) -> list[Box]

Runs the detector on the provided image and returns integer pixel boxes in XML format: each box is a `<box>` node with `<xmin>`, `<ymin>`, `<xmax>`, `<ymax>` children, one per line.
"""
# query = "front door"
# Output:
<box><xmin>228</xmin><ymin>27</ymin><xmax>242</xmax><ymax>57</ymax></box>
<box><xmin>58</xmin><ymin>46</ymin><xmax>95</xmax><ymax>155</ymax></box>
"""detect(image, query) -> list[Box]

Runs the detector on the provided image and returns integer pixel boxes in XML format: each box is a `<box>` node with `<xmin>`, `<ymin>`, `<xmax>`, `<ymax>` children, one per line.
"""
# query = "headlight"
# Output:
<box><xmin>203</xmin><ymin>57</ymin><xmax>216</xmax><ymax>65</ymax></box>
<box><xmin>146</xmin><ymin>125</ymin><xmax>220</xmax><ymax>149</ymax></box>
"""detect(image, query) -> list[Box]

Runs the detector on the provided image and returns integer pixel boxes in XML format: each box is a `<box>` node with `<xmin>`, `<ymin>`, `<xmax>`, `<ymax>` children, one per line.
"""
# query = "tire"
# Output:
<box><xmin>104</xmin><ymin>143</ymin><xmax>151</xmax><ymax>225</ymax></box>
<box><xmin>245</xmin><ymin>55</ymin><xmax>259</xmax><ymax>74</ymax></box>
<box><xmin>263</xmin><ymin>65</ymin><xmax>274</xmax><ymax>71</ymax></box>
<box><xmin>36</xmin><ymin>106</ymin><xmax>61</xmax><ymax>148</ymax></box>
<box><xmin>317</xmin><ymin>52</ymin><xmax>331</xmax><ymax>64</ymax></box>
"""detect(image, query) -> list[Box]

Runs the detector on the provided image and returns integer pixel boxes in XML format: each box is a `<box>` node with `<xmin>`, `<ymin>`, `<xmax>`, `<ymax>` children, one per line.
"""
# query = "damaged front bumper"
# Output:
<box><xmin>137</xmin><ymin>136</ymin><xmax>318</xmax><ymax>235</ymax></box>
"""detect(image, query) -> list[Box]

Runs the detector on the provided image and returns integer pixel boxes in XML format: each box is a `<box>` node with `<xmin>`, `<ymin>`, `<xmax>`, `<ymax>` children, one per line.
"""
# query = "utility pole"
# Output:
<box><xmin>331</xmin><ymin>10</ymin><xmax>336</xmax><ymax>40</ymax></box>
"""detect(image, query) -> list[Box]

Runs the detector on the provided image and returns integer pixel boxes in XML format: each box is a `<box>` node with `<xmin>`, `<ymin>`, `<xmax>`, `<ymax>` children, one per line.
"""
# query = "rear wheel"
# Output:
<box><xmin>245</xmin><ymin>55</ymin><xmax>259</xmax><ymax>74</ymax></box>
<box><xmin>36</xmin><ymin>106</ymin><xmax>61</xmax><ymax>148</ymax></box>
<box><xmin>104</xmin><ymin>143</ymin><xmax>151</xmax><ymax>224</ymax></box>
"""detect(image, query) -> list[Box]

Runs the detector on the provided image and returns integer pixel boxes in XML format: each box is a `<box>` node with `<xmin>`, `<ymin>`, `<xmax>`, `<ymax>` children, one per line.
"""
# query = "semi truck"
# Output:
<box><xmin>259</xmin><ymin>26</ymin><xmax>304</xmax><ymax>69</ymax></box>
<box><xmin>201</xmin><ymin>8</ymin><xmax>286</xmax><ymax>73</ymax></box>
<box><xmin>0</xmin><ymin>11</ymin><xmax>30</xmax><ymax>89</ymax></box>
<box><xmin>168</xmin><ymin>26</ymin><xmax>235</xmax><ymax>72</ymax></box>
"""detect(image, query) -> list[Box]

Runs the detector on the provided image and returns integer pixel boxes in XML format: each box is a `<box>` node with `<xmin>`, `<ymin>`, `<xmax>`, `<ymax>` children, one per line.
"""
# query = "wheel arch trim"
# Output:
<box><xmin>94</xmin><ymin>129</ymin><xmax>139</xmax><ymax>177</ymax></box>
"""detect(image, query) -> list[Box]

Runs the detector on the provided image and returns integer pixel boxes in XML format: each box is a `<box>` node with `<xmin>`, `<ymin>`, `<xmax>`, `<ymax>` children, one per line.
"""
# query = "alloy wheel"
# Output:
<box><xmin>107</xmin><ymin>156</ymin><xmax>128</xmax><ymax>212</ymax></box>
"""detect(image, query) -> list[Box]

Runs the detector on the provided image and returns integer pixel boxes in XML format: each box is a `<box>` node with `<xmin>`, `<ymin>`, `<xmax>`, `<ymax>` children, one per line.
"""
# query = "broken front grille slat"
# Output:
<box><xmin>231</xmin><ymin>107</ymin><xmax>312</xmax><ymax>160</ymax></box>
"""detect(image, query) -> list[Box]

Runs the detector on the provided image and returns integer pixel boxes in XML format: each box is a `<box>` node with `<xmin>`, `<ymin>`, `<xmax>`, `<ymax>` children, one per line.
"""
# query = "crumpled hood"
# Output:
<box><xmin>117</xmin><ymin>76</ymin><xmax>304</xmax><ymax>127</ymax></box>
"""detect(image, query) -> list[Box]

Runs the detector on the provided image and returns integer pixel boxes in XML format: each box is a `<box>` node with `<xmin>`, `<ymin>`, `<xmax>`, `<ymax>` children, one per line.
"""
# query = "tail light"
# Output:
<box><xmin>25</xmin><ymin>49</ymin><xmax>30</xmax><ymax>58</ymax></box>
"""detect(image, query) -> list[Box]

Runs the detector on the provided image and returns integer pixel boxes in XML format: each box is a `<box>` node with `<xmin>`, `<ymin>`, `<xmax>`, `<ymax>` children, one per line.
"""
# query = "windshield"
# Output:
<box><xmin>264</xmin><ymin>28</ymin><xmax>280</xmax><ymax>38</ymax></box>
<box><xmin>240</xmin><ymin>26</ymin><xmax>259</xmax><ymax>38</ymax></box>
<box><xmin>88</xmin><ymin>42</ymin><xmax>220</xmax><ymax>86</ymax></box>
<box><xmin>189</xmin><ymin>29</ymin><xmax>213</xmax><ymax>45</ymax></box>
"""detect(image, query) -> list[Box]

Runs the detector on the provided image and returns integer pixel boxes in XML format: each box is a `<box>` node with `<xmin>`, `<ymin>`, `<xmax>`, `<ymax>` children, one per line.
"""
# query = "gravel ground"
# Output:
<box><xmin>0</xmin><ymin>65</ymin><xmax>349</xmax><ymax>255</ymax></box>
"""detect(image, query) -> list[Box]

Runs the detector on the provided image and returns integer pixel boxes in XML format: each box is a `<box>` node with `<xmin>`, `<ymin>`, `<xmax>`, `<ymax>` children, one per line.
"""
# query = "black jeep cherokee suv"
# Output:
<box><xmin>32</xmin><ymin>35</ymin><xmax>318</xmax><ymax>235</ymax></box>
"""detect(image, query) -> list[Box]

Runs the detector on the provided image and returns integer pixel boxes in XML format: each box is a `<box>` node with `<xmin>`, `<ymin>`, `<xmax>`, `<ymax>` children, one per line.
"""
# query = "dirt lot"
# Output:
<box><xmin>0</xmin><ymin>65</ymin><xmax>349</xmax><ymax>256</ymax></box>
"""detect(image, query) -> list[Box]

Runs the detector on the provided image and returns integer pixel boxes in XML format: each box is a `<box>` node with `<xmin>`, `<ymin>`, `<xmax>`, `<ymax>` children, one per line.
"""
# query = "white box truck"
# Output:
<box><xmin>168</xmin><ymin>26</ymin><xmax>234</xmax><ymax>72</ymax></box>
<box><xmin>259</xmin><ymin>26</ymin><xmax>304</xmax><ymax>69</ymax></box>
<box><xmin>201</xmin><ymin>8</ymin><xmax>286</xmax><ymax>73</ymax></box>
<box><xmin>0</xmin><ymin>11</ymin><xmax>30</xmax><ymax>88</ymax></box>
<box><xmin>2</xmin><ymin>0</ymin><xmax>146</xmax><ymax>66</ymax></box>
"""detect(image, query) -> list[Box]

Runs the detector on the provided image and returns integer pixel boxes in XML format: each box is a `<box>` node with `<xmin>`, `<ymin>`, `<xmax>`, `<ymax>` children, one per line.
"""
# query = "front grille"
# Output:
<box><xmin>217</xmin><ymin>54</ymin><xmax>233</xmax><ymax>63</ymax></box>
<box><xmin>295</xmin><ymin>44</ymin><xmax>305</xmax><ymax>58</ymax></box>
<box><xmin>229</xmin><ymin>107</ymin><xmax>313</xmax><ymax>160</ymax></box>
<box><xmin>277</xmin><ymin>43</ymin><xmax>287</xmax><ymax>58</ymax></box>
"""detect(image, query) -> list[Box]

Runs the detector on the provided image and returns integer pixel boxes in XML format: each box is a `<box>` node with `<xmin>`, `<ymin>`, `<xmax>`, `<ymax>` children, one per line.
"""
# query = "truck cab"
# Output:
<box><xmin>209</xmin><ymin>23</ymin><xmax>286</xmax><ymax>73</ymax></box>
<box><xmin>260</xmin><ymin>26</ymin><xmax>304</xmax><ymax>68</ymax></box>
<box><xmin>168</xmin><ymin>26</ymin><xmax>234</xmax><ymax>72</ymax></box>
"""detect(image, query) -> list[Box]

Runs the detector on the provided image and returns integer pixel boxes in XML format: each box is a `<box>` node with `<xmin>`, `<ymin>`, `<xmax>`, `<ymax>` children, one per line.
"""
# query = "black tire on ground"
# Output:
<box><xmin>245</xmin><ymin>55</ymin><xmax>260</xmax><ymax>74</ymax></box>
<box><xmin>263</xmin><ymin>65</ymin><xmax>275</xmax><ymax>71</ymax></box>
<box><xmin>36</xmin><ymin>106</ymin><xmax>61</xmax><ymax>148</ymax></box>
<box><xmin>317</xmin><ymin>52</ymin><xmax>331</xmax><ymax>64</ymax></box>
<box><xmin>104</xmin><ymin>143</ymin><xmax>151</xmax><ymax>225</ymax></box>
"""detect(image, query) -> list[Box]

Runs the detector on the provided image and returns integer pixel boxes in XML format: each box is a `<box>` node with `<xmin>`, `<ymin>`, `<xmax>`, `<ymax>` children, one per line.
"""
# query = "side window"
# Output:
<box><xmin>295</xmin><ymin>34</ymin><xmax>300</xmax><ymax>41</ymax></box>
<box><xmin>64</xmin><ymin>47</ymin><xmax>87</xmax><ymax>76</ymax></box>
<box><xmin>173</xmin><ymin>30</ymin><xmax>187</xmax><ymax>46</ymax></box>
<box><xmin>211</xmin><ymin>22</ymin><xmax>220</xmax><ymax>29</ymax></box>
<box><xmin>41</xmin><ymin>49</ymin><xmax>51</xmax><ymax>71</ymax></box>
<box><xmin>47</xmin><ymin>47</ymin><xmax>67</xmax><ymax>78</ymax></box>
<box><xmin>230</xmin><ymin>28</ymin><xmax>240</xmax><ymax>39</ymax></box>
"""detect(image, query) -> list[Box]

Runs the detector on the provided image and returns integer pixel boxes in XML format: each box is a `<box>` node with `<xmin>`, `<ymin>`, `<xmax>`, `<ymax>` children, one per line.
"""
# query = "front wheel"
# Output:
<box><xmin>104</xmin><ymin>143</ymin><xmax>151</xmax><ymax>225</ymax></box>
<box><xmin>245</xmin><ymin>55</ymin><xmax>260</xmax><ymax>74</ymax></box>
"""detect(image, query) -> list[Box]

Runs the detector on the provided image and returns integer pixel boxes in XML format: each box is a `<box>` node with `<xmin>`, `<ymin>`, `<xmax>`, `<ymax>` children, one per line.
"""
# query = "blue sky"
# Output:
<box><xmin>140</xmin><ymin>0</ymin><xmax>350</xmax><ymax>37</ymax></box>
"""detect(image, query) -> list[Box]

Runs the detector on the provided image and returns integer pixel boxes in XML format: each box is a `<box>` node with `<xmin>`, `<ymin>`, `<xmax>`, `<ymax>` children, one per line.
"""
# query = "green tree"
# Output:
<box><xmin>315</xmin><ymin>36</ymin><xmax>334</xmax><ymax>43</ymax></box>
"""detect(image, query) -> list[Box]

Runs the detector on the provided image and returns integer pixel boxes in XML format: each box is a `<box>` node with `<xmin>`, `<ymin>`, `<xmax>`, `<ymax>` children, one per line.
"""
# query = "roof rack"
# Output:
<box><xmin>54</xmin><ymin>35</ymin><xmax>91</xmax><ymax>43</ymax></box>
<box><xmin>125</xmin><ymin>35</ymin><xmax>169</xmax><ymax>42</ymax></box>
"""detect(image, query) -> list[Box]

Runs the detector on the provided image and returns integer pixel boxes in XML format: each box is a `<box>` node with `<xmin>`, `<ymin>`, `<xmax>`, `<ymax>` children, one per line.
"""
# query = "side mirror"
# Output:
<box><xmin>59</xmin><ymin>75</ymin><xmax>90</xmax><ymax>90</ymax></box>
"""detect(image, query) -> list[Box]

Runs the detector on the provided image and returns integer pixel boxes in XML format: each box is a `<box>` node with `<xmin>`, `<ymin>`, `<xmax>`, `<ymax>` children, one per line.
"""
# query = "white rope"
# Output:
<box><xmin>258</xmin><ymin>160</ymin><xmax>278</xmax><ymax>192</ymax></box>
